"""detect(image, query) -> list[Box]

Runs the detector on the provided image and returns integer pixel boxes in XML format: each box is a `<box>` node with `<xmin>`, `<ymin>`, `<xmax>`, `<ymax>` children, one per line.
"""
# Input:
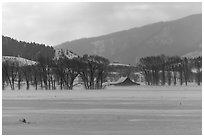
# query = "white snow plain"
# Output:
<box><xmin>2</xmin><ymin>85</ymin><xmax>202</xmax><ymax>135</ymax></box>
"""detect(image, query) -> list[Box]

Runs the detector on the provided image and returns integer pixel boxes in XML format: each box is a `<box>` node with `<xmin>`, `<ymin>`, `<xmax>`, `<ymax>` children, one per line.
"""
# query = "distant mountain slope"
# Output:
<box><xmin>55</xmin><ymin>14</ymin><xmax>202</xmax><ymax>65</ymax></box>
<box><xmin>182</xmin><ymin>44</ymin><xmax>202</xmax><ymax>58</ymax></box>
<box><xmin>2</xmin><ymin>36</ymin><xmax>55</xmax><ymax>61</ymax></box>
<box><xmin>3</xmin><ymin>56</ymin><xmax>37</xmax><ymax>66</ymax></box>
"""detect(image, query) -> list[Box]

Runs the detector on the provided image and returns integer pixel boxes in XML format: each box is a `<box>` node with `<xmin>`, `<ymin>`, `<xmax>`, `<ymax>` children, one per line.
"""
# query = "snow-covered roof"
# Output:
<box><xmin>191</xmin><ymin>68</ymin><xmax>202</xmax><ymax>73</ymax></box>
<box><xmin>109</xmin><ymin>77</ymin><xmax>127</xmax><ymax>85</ymax></box>
<box><xmin>109</xmin><ymin>72</ymin><xmax>120</xmax><ymax>75</ymax></box>
<box><xmin>133</xmin><ymin>72</ymin><xmax>143</xmax><ymax>75</ymax></box>
<box><xmin>116</xmin><ymin>77</ymin><xmax>127</xmax><ymax>83</ymax></box>
<box><xmin>109</xmin><ymin>76</ymin><xmax>140</xmax><ymax>86</ymax></box>
<box><xmin>109</xmin><ymin>63</ymin><xmax>131</xmax><ymax>67</ymax></box>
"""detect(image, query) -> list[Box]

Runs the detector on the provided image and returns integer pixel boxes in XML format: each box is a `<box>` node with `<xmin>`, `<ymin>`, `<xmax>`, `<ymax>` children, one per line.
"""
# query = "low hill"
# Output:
<box><xmin>3</xmin><ymin>56</ymin><xmax>37</xmax><ymax>66</ymax></box>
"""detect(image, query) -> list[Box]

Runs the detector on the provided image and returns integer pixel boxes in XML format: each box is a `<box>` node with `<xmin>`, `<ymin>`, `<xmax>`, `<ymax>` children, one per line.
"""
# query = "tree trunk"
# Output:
<box><xmin>180</xmin><ymin>70</ymin><xmax>183</xmax><ymax>86</ymax></box>
<box><xmin>6</xmin><ymin>74</ymin><xmax>12</xmax><ymax>90</ymax></box>
<box><xmin>18</xmin><ymin>79</ymin><xmax>21</xmax><ymax>90</ymax></box>
<box><xmin>162</xmin><ymin>66</ymin><xmax>165</xmax><ymax>85</ymax></box>
<box><xmin>34</xmin><ymin>75</ymin><xmax>37</xmax><ymax>90</ymax></box>
<box><xmin>167</xmin><ymin>71</ymin><xmax>171</xmax><ymax>86</ymax></box>
<box><xmin>53</xmin><ymin>80</ymin><xmax>56</xmax><ymax>90</ymax></box>
<box><xmin>60</xmin><ymin>77</ymin><xmax>63</xmax><ymax>90</ymax></box>
<box><xmin>26</xmin><ymin>80</ymin><xmax>29</xmax><ymax>90</ymax></box>
<box><xmin>100</xmin><ymin>73</ymin><xmax>103</xmax><ymax>89</ymax></box>
<box><xmin>11</xmin><ymin>77</ymin><xmax>15</xmax><ymax>90</ymax></box>
<box><xmin>197</xmin><ymin>72</ymin><xmax>201</xmax><ymax>86</ymax></box>
<box><xmin>69</xmin><ymin>78</ymin><xmax>74</xmax><ymax>90</ymax></box>
<box><xmin>174</xmin><ymin>73</ymin><xmax>177</xmax><ymax>85</ymax></box>
<box><xmin>40</xmin><ymin>78</ymin><xmax>43</xmax><ymax>89</ymax></box>
<box><xmin>35</xmin><ymin>81</ymin><xmax>37</xmax><ymax>90</ymax></box>
<box><xmin>2</xmin><ymin>80</ymin><xmax>5</xmax><ymax>90</ymax></box>
<box><xmin>48</xmin><ymin>78</ymin><xmax>51</xmax><ymax>90</ymax></box>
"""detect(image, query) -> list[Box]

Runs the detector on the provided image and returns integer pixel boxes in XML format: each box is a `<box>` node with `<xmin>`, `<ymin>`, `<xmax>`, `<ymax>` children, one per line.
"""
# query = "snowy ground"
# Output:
<box><xmin>2</xmin><ymin>86</ymin><xmax>202</xmax><ymax>135</ymax></box>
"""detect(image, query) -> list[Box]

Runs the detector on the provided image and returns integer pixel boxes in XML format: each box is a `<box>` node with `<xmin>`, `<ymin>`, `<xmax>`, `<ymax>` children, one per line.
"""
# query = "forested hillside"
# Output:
<box><xmin>2</xmin><ymin>36</ymin><xmax>55</xmax><ymax>61</ymax></box>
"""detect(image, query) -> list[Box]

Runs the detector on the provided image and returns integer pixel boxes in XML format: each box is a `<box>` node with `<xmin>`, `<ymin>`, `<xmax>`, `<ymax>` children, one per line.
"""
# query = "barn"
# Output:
<box><xmin>110</xmin><ymin>77</ymin><xmax>140</xmax><ymax>86</ymax></box>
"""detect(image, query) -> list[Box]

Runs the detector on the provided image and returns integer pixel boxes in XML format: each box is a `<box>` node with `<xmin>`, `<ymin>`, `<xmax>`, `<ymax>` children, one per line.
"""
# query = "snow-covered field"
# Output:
<box><xmin>2</xmin><ymin>86</ymin><xmax>202</xmax><ymax>135</ymax></box>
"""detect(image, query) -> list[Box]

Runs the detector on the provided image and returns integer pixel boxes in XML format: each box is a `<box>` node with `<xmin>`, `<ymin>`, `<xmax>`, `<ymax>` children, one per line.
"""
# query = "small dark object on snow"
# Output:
<box><xmin>180</xmin><ymin>102</ymin><xmax>182</xmax><ymax>105</ymax></box>
<box><xmin>19</xmin><ymin>118</ymin><xmax>30</xmax><ymax>124</ymax></box>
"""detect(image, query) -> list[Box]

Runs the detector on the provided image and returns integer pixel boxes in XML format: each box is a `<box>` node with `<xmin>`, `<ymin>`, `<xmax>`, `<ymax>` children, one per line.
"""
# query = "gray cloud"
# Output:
<box><xmin>2</xmin><ymin>2</ymin><xmax>201</xmax><ymax>46</ymax></box>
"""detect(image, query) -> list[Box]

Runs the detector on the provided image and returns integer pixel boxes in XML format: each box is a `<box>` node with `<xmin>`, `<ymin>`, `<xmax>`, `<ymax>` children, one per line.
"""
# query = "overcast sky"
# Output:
<box><xmin>2</xmin><ymin>2</ymin><xmax>202</xmax><ymax>46</ymax></box>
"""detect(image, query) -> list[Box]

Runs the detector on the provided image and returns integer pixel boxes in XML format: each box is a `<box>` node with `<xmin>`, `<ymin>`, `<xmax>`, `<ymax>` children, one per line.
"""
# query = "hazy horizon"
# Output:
<box><xmin>2</xmin><ymin>2</ymin><xmax>202</xmax><ymax>46</ymax></box>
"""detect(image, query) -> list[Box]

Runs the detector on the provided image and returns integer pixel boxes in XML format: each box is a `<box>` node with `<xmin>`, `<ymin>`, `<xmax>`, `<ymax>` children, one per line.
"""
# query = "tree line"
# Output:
<box><xmin>2</xmin><ymin>53</ymin><xmax>109</xmax><ymax>90</ymax></box>
<box><xmin>2</xmin><ymin>54</ymin><xmax>202</xmax><ymax>90</ymax></box>
<box><xmin>138</xmin><ymin>55</ymin><xmax>202</xmax><ymax>86</ymax></box>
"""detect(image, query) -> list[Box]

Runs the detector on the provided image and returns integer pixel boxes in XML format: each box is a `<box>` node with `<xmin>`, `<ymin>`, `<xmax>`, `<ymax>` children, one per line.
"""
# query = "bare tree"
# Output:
<box><xmin>31</xmin><ymin>65</ymin><xmax>40</xmax><ymax>90</ymax></box>
<box><xmin>194</xmin><ymin>56</ymin><xmax>202</xmax><ymax>85</ymax></box>
<box><xmin>17</xmin><ymin>65</ymin><xmax>23</xmax><ymax>90</ymax></box>
<box><xmin>79</xmin><ymin>55</ymin><xmax>109</xmax><ymax>89</ymax></box>
<box><xmin>2</xmin><ymin>61</ymin><xmax>12</xmax><ymax>90</ymax></box>
<box><xmin>21</xmin><ymin>65</ymin><xmax>32</xmax><ymax>90</ymax></box>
